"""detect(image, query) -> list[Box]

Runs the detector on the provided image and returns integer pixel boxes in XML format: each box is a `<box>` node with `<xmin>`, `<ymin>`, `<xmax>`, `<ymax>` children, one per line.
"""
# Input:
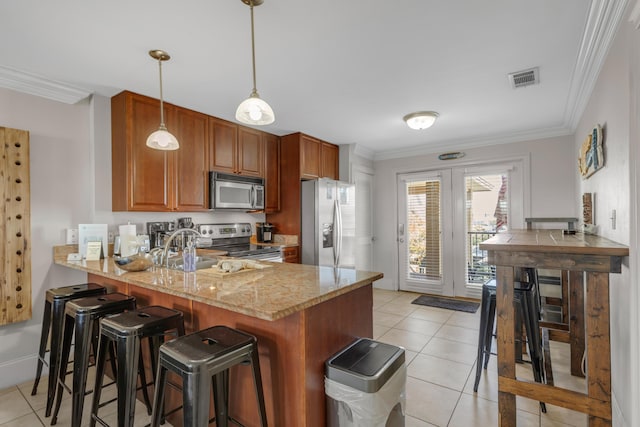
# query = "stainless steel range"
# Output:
<box><xmin>196</xmin><ymin>223</ymin><xmax>282</xmax><ymax>262</ymax></box>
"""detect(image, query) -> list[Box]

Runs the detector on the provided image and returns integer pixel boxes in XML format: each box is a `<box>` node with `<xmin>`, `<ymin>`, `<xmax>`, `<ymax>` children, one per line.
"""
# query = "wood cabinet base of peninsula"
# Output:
<box><xmin>88</xmin><ymin>273</ymin><xmax>373</xmax><ymax>427</ymax></box>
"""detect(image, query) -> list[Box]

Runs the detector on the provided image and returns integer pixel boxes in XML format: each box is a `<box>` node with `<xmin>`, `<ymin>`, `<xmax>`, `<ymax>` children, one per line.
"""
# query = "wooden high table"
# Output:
<box><xmin>479</xmin><ymin>230</ymin><xmax>628</xmax><ymax>426</ymax></box>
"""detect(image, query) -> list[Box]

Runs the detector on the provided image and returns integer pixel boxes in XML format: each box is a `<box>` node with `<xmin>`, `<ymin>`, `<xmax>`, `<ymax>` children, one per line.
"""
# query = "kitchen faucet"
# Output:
<box><xmin>157</xmin><ymin>228</ymin><xmax>202</xmax><ymax>268</ymax></box>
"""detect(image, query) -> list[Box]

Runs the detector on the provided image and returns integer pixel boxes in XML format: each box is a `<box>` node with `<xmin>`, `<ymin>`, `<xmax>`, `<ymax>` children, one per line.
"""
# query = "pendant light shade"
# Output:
<box><xmin>236</xmin><ymin>91</ymin><xmax>275</xmax><ymax>125</ymax></box>
<box><xmin>236</xmin><ymin>0</ymin><xmax>275</xmax><ymax>125</ymax></box>
<box><xmin>146</xmin><ymin>50</ymin><xmax>179</xmax><ymax>150</ymax></box>
<box><xmin>403</xmin><ymin>111</ymin><xmax>439</xmax><ymax>130</ymax></box>
<box><xmin>146</xmin><ymin>126</ymin><xmax>179</xmax><ymax>150</ymax></box>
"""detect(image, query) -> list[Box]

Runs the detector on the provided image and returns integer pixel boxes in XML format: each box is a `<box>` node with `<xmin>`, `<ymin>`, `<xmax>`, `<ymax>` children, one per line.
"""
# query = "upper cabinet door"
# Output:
<box><xmin>238</xmin><ymin>127</ymin><xmax>264</xmax><ymax>177</ymax></box>
<box><xmin>209</xmin><ymin>117</ymin><xmax>238</xmax><ymax>174</ymax></box>
<box><xmin>321</xmin><ymin>142</ymin><xmax>339</xmax><ymax>179</ymax></box>
<box><xmin>300</xmin><ymin>135</ymin><xmax>322</xmax><ymax>179</ymax></box>
<box><xmin>174</xmin><ymin>108</ymin><xmax>209</xmax><ymax>211</ymax></box>
<box><xmin>264</xmin><ymin>133</ymin><xmax>280</xmax><ymax>212</ymax></box>
<box><xmin>112</xmin><ymin>92</ymin><xmax>172</xmax><ymax>211</ymax></box>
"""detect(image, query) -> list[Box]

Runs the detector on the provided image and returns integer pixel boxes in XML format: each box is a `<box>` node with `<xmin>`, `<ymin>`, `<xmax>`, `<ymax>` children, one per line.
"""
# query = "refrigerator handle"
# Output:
<box><xmin>331</xmin><ymin>200</ymin><xmax>337</xmax><ymax>265</ymax></box>
<box><xmin>335</xmin><ymin>199</ymin><xmax>342</xmax><ymax>267</ymax></box>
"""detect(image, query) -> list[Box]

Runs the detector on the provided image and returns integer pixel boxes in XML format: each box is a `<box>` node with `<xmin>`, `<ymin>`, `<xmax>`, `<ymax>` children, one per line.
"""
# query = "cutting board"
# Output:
<box><xmin>199</xmin><ymin>262</ymin><xmax>273</xmax><ymax>277</ymax></box>
<box><xmin>0</xmin><ymin>127</ymin><xmax>31</xmax><ymax>325</ymax></box>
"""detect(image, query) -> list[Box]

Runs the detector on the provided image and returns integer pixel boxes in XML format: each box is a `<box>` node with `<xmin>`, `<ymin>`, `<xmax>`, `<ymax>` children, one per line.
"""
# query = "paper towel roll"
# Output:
<box><xmin>119</xmin><ymin>224</ymin><xmax>137</xmax><ymax>257</ymax></box>
<box><xmin>119</xmin><ymin>224</ymin><xmax>136</xmax><ymax>236</ymax></box>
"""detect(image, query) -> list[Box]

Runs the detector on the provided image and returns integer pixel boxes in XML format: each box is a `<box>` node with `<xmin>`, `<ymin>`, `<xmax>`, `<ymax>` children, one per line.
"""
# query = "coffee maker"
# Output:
<box><xmin>146</xmin><ymin>221</ymin><xmax>174</xmax><ymax>249</ymax></box>
<box><xmin>256</xmin><ymin>222</ymin><xmax>274</xmax><ymax>243</ymax></box>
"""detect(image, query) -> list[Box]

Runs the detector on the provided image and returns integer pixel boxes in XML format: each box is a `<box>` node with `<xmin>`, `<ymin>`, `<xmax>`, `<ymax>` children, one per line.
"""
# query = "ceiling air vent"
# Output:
<box><xmin>508</xmin><ymin>67</ymin><xmax>539</xmax><ymax>89</ymax></box>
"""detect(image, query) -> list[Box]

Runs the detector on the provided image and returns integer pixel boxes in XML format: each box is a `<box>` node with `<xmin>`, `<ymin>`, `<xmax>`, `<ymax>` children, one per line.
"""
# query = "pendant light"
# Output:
<box><xmin>146</xmin><ymin>49</ymin><xmax>179</xmax><ymax>150</ymax></box>
<box><xmin>235</xmin><ymin>0</ymin><xmax>275</xmax><ymax>125</ymax></box>
<box><xmin>403</xmin><ymin>111</ymin><xmax>439</xmax><ymax>130</ymax></box>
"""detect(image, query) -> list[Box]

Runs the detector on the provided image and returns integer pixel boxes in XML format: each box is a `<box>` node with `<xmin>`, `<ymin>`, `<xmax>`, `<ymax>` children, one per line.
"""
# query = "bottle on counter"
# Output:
<box><xmin>183</xmin><ymin>238</ymin><xmax>196</xmax><ymax>272</ymax></box>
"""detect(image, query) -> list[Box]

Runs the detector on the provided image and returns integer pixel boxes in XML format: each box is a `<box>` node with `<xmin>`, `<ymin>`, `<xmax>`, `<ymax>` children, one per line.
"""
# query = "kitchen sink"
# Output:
<box><xmin>168</xmin><ymin>256</ymin><xmax>218</xmax><ymax>271</ymax></box>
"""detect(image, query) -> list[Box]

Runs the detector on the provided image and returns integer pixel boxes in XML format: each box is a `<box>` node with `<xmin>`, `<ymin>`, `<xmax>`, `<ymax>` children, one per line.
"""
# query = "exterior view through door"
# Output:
<box><xmin>398</xmin><ymin>161</ymin><xmax>523</xmax><ymax>298</ymax></box>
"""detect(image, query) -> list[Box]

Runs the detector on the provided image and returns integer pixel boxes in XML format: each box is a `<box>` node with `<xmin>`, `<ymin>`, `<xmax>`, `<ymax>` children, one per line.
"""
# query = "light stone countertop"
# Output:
<box><xmin>53</xmin><ymin>245</ymin><xmax>382</xmax><ymax>321</ymax></box>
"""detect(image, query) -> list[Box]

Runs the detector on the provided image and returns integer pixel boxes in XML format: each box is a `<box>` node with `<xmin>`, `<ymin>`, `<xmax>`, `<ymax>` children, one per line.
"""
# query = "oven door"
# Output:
<box><xmin>213</xmin><ymin>180</ymin><xmax>254</xmax><ymax>209</ymax></box>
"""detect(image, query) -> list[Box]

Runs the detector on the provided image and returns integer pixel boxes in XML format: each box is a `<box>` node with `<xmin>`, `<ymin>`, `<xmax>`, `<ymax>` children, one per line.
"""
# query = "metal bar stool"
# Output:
<box><xmin>473</xmin><ymin>273</ymin><xmax>547</xmax><ymax>412</ymax></box>
<box><xmin>90</xmin><ymin>305</ymin><xmax>185</xmax><ymax>427</ymax></box>
<box><xmin>51</xmin><ymin>292</ymin><xmax>137</xmax><ymax>427</ymax></box>
<box><xmin>150</xmin><ymin>325</ymin><xmax>268</xmax><ymax>427</ymax></box>
<box><xmin>31</xmin><ymin>283</ymin><xmax>107</xmax><ymax>417</ymax></box>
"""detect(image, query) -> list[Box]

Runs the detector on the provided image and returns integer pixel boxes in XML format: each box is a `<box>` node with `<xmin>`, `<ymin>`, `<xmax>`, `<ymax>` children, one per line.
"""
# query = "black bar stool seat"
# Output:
<box><xmin>90</xmin><ymin>305</ymin><xmax>185</xmax><ymax>427</ymax></box>
<box><xmin>473</xmin><ymin>275</ymin><xmax>547</xmax><ymax>411</ymax></box>
<box><xmin>51</xmin><ymin>292</ymin><xmax>137</xmax><ymax>427</ymax></box>
<box><xmin>31</xmin><ymin>283</ymin><xmax>107</xmax><ymax>417</ymax></box>
<box><xmin>150</xmin><ymin>325</ymin><xmax>268</xmax><ymax>427</ymax></box>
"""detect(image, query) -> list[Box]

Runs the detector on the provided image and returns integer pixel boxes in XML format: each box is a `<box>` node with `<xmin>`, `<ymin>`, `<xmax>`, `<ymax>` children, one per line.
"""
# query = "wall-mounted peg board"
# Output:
<box><xmin>0</xmin><ymin>127</ymin><xmax>31</xmax><ymax>325</ymax></box>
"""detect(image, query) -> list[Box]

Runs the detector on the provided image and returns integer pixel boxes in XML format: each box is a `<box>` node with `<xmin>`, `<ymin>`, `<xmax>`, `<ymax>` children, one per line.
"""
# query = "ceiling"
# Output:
<box><xmin>0</xmin><ymin>1</ymin><xmax>626</xmax><ymax>159</ymax></box>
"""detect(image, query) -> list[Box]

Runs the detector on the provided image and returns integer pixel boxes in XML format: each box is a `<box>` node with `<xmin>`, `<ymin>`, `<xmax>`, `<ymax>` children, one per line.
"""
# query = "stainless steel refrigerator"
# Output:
<box><xmin>301</xmin><ymin>178</ymin><xmax>356</xmax><ymax>268</ymax></box>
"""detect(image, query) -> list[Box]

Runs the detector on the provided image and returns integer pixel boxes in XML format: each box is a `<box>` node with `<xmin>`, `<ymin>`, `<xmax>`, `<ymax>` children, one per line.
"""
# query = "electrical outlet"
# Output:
<box><xmin>108</xmin><ymin>231</ymin><xmax>115</xmax><ymax>244</ymax></box>
<box><xmin>66</xmin><ymin>228</ymin><xmax>78</xmax><ymax>244</ymax></box>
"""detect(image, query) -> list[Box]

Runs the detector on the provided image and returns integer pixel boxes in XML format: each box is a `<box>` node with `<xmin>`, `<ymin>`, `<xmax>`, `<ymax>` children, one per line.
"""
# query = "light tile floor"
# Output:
<box><xmin>373</xmin><ymin>288</ymin><xmax>588</xmax><ymax>427</ymax></box>
<box><xmin>0</xmin><ymin>288</ymin><xmax>588</xmax><ymax>426</ymax></box>
<box><xmin>0</xmin><ymin>361</ymin><xmax>169</xmax><ymax>427</ymax></box>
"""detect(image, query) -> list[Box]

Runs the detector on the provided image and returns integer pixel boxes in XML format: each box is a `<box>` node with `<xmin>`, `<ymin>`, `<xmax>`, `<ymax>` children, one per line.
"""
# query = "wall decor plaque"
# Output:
<box><xmin>578</xmin><ymin>124</ymin><xmax>604</xmax><ymax>178</ymax></box>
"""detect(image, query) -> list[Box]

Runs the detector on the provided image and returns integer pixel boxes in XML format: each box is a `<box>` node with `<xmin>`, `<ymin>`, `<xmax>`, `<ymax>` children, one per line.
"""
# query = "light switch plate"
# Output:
<box><xmin>66</xmin><ymin>228</ymin><xmax>78</xmax><ymax>244</ymax></box>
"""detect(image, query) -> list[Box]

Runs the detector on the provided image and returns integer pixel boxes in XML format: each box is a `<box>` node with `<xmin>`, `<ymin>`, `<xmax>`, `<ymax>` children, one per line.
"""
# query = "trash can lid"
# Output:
<box><xmin>326</xmin><ymin>338</ymin><xmax>405</xmax><ymax>393</ymax></box>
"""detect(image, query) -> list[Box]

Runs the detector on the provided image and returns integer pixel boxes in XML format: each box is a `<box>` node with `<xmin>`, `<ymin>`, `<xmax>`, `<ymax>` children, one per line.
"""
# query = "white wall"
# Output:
<box><xmin>0</xmin><ymin>89</ymin><xmax>265</xmax><ymax>388</ymax></box>
<box><xmin>573</xmin><ymin>11</ymin><xmax>635</xmax><ymax>426</ymax></box>
<box><xmin>372</xmin><ymin>135</ymin><xmax>576</xmax><ymax>290</ymax></box>
<box><xmin>0</xmin><ymin>87</ymin><xmax>92</xmax><ymax>387</ymax></box>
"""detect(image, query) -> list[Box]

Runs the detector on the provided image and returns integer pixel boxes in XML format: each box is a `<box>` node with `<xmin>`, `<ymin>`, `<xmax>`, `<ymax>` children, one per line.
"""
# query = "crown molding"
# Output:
<box><xmin>0</xmin><ymin>65</ymin><xmax>92</xmax><ymax>104</ymax></box>
<box><xmin>373</xmin><ymin>126</ymin><xmax>573</xmax><ymax>161</ymax></box>
<box><xmin>630</xmin><ymin>0</ymin><xmax>640</xmax><ymax>28</ymax></box>
<box><xmin>352</xmin><ymin>143</ymin><xmax>375</xmax><ymax>160</ymax></box>
<box><xmin>564</xmin><ymin>0</ymin><xmax>629</xmax><ymax>129</ymax></box>
<box><xmin>373</xmin><ymin>0</ymin><xmax>628</xmax><ymax>162</ymax></box>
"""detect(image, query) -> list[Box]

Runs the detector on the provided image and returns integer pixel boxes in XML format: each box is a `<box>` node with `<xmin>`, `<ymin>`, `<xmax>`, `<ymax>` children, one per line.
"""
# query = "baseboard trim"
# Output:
<box><xmin>612</xmin><ymin>391</ymin><xmax>628</xmax><ymax>427</ymax></box>
<box><xmin>0</xmin><ymin>354</ymin><xmax>40</xmax><ymax>389</ymax></box>
<box><xmin>373</xmin><ymin>278</ymin><xmax>395</xmax><ymax>290</ymax></box>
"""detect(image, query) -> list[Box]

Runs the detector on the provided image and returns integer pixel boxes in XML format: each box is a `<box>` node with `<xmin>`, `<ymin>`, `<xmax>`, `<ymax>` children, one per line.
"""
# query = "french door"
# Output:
<box><xmin>398</xmin><ymin>161</ymin><xmax>524</xmax><ymax>297</ymax></box>
<box><xmin>397</xmin><ymin>170</ymin><xmax>453</xmax><ymax>295</ymax></box>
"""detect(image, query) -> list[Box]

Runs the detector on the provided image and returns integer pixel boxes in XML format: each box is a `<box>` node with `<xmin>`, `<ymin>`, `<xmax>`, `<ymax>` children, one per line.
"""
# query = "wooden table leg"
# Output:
<box><xmin>585</xmin><ymin>272</ymin><xmax>612</xmax><ymax>426</ymax></box>
<box><xmin>496</xmin><ymin>265</ymin><xmax>516</xmax><ymax>426</ymax></box>
<box><xmin>569</xmin><ymin>271</ymin><xmax>585</xmax><ymax>377</ymax></box>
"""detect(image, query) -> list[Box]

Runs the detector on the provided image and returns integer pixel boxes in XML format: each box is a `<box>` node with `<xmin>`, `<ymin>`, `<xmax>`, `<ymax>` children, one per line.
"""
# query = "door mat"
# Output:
<box><xmin>411</xmin><ymin>295</ymin><xmax>479</xmax><ymax>313</ymax></box>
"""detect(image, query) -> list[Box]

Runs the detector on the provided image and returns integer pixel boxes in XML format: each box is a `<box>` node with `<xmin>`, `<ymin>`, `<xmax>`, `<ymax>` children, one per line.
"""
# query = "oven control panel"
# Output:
<box><xmin>198</xmin><ymin>223</ymin><xmax>252</xmax><ymax>239</ymax></box>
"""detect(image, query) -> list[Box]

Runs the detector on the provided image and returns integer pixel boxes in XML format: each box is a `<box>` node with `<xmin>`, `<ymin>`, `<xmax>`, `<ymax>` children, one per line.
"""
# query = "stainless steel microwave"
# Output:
<box><xmin>209</xmin><ymin>172</ymin><xmax>265</xmax><ymax>210</ymax></box>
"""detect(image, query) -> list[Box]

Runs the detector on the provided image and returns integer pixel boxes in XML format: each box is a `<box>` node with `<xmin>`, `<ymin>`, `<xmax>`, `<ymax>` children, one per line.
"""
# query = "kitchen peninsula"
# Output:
<box><xmin>53</xmin><ymin>246</ymin><xmax>382</xmax><ymax>427</ymax></box>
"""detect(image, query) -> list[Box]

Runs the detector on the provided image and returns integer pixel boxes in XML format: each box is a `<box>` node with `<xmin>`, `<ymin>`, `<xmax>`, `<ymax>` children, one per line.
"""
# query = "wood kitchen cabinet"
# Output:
<box><xmin>264</xmin><ymin>133</ymin><xmax>280</xmax><ymax>213</ymax></box>
<box><xmin>209</xmin><ymin>117</ymin><xmax>264</xmax><ymax>177</ymax></box>
<box><xmin>111</xmin><ymin>91</ymin><xmax>208</xmax><ymax>212</ymax></box>
<box><xmin>266</xmin><ymin>132</ymin><xmax>339</xmax><ymax>236</ymax></box>
<box><xmin>112</xmin><ymin>90</ymin><xmax>281</xmax><ymax>213</ymax></box>
<box><xmin>282</xmin><ymin>246</ymin><xmax>299</xmax><ymax>263</ymax></box>
<box><xmin>208</xmin><ymin>117</ymin><xmax>238</xmax><ymax>175</ymax></box>
<box><xmin>299</xmin><ymin>134</ymin><xmax>339</xmax><ymax>180</ymax></box>
<box><xmin>321</xmin><ymin>142</ymin><xmax>339</xmax><ymax>180</ymax></box>
<box><xmin>173</xmin><ymin>108</ymin><xmax>209</xmax><ymax>210</ymax></box>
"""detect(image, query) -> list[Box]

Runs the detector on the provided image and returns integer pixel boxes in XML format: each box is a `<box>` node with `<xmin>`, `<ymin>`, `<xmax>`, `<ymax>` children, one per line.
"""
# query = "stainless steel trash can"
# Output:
<box><xmin>325</xmin><ymin>338</ymin><xmax>406</xmax><ymax>427</ymax></box>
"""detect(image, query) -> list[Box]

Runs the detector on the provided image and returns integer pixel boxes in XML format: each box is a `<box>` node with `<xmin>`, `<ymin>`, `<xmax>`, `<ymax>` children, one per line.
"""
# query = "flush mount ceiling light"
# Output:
<box><xmin>235</xmin><ymin>0</ymin><xmax>275</xmax><ymax>126</ymax></box>
<box><xmin>146</xmin><ymin>49</ymin><xmax>179</xmax><ymax>151</ymax></box>
<box><xmin>403</xmin><ymin>111</ymin><xmax>439</xmax><ymax>130</ymax></box>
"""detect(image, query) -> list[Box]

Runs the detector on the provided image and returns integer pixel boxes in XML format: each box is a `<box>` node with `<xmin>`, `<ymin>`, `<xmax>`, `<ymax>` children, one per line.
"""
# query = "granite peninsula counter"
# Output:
<box><xmin>53</xmin><ymin>246</ymin><xmax>383</xmax><ymax>427</ymax></box>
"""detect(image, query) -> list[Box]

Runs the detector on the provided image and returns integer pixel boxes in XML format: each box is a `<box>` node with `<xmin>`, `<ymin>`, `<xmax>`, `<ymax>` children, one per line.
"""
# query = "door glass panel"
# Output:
<box><xmin>464</xmin><ymin>173</ymin><xmax>508</xmax><ymax>285</ymax></box>
<box><xmin>406</xmin><ymin>179</ymin><xmax>442</xmax><ymax>282</ymax></box>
